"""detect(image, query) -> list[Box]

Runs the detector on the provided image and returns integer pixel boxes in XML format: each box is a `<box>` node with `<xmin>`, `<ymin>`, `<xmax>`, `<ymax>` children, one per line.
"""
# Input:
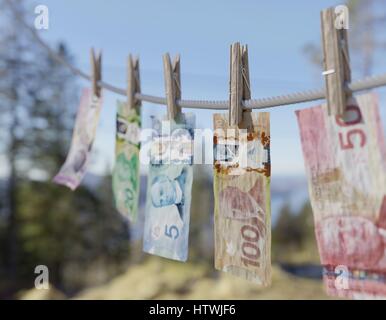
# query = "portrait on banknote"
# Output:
<box><xmin>53</xmin><ymin>88</ymin><xmax>102</xmax><ymax>190</ymax></box>
<box><xmin>143</xmin><ymin>113</ymin><xmax>195</xmax><ymax>262</ymax></box>
<box><xmin>112</xmin><ymin>100</ymin><xmax>141</xmax><ymax>221</ymax></box>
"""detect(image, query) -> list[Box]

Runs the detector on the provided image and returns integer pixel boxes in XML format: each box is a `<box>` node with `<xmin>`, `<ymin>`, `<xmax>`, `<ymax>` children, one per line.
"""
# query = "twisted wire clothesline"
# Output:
<box><xmin>6</xmin><ymin>0</ymin><xmax>386</xmax><ymax>110</ymax></box>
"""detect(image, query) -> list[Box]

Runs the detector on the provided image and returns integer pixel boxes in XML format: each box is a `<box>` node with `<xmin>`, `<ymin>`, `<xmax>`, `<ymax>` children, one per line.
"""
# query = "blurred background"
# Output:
<box><xmin>0</xmin><ymin>0</ymin><xmax>385</xmax><ymax>299</ymax></box>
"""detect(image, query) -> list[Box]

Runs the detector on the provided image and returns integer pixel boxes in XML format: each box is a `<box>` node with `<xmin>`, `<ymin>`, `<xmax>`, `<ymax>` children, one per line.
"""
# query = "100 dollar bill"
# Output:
<box><xmin>53</xmin><ymin>88</ymin><xmax>102</xmax><ymax>190</ymax></box>
<box><xmin>112</xmin><ymin>100</ymin><xmax>141</xmax><ymax>222</ymax></box>
<box><xmin>143</xmin><ymin>113</ymin><xmax>195</xmax><ymax>261</ymax></box>
<box><xmin>213</xmin><ymin>112</ymin><xmax>271</xmax><ymax>285</ymax></box>
<box><xmin>296</xmin><ymin>93</ymin><xmax>386</xmax><ymax>299</ymax></box>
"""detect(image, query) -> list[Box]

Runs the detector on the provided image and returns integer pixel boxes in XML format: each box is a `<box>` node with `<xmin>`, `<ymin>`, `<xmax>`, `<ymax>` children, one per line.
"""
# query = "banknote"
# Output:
<box><xmin>143</xmin><ymin>113</ymin><xmax>195</xmax><ymax>261</ymax></box>
<box><xmin>296</xmin><ymin>92</ymin><xmax>386</xmax><ymax>299</ymax></box>
<box><xmin>213</xmin><ymin>112</ymin><xmax>271</xmax><ymax>285</ymax></box>
<box><xmin>53</xmin><ymin>88</ymin><xmax>102</xmax><ymax>190</ymax></box>
<box><xmin>112</xmin><ymin>100</ymin><xmax>141</xmax><ymax>221</ymax></box>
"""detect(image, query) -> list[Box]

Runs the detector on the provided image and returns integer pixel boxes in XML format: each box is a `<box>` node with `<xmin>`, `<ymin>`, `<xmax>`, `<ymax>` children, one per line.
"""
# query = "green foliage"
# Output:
<box><xmin>272</xmin><ymin>202</ymin><xmax>319</xmax><ymax>264</ymax></box>
<box><xmin>15</xmin><ymin>180</ymin><xmax>130</xmax><ymax>294</ymax></box>
<box><xmin>0</xmin><ymin>1</ymin><xmax>131</xmax><ymax>297</ymax></box>
<box><xmin>188</xmin><ymin>165</ymin><xmax>214</xmax><ymax>263</ymax></box>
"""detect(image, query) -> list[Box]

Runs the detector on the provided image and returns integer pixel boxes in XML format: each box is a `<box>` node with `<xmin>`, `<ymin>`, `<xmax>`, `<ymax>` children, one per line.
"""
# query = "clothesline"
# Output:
<box><xmin>6</xmin><ymin>0</ymin><xmax>386</xmax><ymax>110</ymax></box>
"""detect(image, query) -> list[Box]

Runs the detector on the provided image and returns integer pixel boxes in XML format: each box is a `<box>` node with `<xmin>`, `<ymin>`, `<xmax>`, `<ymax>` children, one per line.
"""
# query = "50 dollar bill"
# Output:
<box><xmin>296</xmin><ymin>93</ymin><xmax>386</xmax><ymax>299</ymax></box>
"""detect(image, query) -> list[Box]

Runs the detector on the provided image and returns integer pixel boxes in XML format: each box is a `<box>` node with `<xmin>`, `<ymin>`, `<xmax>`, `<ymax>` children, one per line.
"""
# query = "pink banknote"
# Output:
<box><xmin>53</xmin><ymin>88</ymin><xmax>102</xmax><ymax>190</ymax></box>
<box><xmin>296</xmin><ymin>93</ymin><xmax>386</xmax><ymax>299</ymax></box>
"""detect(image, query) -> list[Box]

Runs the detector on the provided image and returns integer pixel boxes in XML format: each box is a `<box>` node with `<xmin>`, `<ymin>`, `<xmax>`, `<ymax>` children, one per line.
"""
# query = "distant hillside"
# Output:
<box><xmin>271</xmin><ymin>175</ymin><xmax>309</xmax><ymax>224</ymax></box>
<box><xmin>0</xmin><ymin>172</ymin><xmax>310</xmax><ymax>230</ymax></box>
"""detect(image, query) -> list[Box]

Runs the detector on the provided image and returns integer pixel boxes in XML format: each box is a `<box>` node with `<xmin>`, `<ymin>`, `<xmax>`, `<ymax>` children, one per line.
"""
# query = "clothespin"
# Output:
<box><xmin>163</xmin><ymin>53</ymin><xmax>181</xmax><ymax>120</ymax></box>
<box><xmin>90</xmin><ymin>48</ymin><xmax>102</xmax><ymax>98</ymax></box>
<box><xmin>127</xmin><ymin>54</ymin><xmax>141</xmax><ymax>113</ymax></box>
<box><xmin>321</xmin><ymin>7</ymin><xmax>351</xmax><ymax>116</ymax></box>
<box><xmin>229</xmin><ymin>42</ymin><xmax>252</xmax><ymax>127</ymax></box>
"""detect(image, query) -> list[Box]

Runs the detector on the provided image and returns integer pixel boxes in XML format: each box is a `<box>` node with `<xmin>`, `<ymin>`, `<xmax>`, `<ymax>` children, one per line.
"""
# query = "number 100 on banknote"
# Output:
<box><xmin>213</xmin><ymin>112</ymin><xmax>271</xmax><ymax>285</ymax></box>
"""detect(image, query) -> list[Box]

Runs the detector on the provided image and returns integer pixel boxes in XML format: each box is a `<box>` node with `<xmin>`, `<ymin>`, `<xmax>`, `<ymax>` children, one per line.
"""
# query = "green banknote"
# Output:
<box><xmin>112</xmin><ymin>100</ymin><xmax>141</xmax><ymax>222</ymax></box>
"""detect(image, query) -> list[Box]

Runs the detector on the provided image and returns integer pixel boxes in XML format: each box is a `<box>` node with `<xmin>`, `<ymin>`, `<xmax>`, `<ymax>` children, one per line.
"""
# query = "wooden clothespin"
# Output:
<box><xmin>229</xmin><ymin>42</ymin><xmax>252</xmax><ymax>127</ymax></box>
<box><xmin>321</xmin><ymin>7</ymin><xmax>351</xmax><ymax>116</ymax></box>
<box><xmin>163</xmin><ymin>53</ymin><xmax>181</xmax><ymax>120</ymax></box>
<box><xmin>90</xmin><ymin>48</ymin><xmax>102</xmax><ymax>98</ymax></box>
<box><xmin>127</xmin><ymin>54</ymin><xmax>141</xmax><ymax>113</ymax></box>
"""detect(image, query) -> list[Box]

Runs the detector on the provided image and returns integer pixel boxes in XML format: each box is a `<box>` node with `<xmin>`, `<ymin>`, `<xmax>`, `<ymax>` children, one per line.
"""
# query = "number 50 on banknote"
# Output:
<box><xmin>296</xmin><ymin>93</ymin><xmax>386</xmax><ymax>299</ymax></box>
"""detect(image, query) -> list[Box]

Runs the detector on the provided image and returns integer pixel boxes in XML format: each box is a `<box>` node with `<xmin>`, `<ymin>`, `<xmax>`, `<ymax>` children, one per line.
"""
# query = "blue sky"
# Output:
<box><xmin>23</xmin><ymin>0</ymin><xmax>386</xmax><ymax>177</ymax></box>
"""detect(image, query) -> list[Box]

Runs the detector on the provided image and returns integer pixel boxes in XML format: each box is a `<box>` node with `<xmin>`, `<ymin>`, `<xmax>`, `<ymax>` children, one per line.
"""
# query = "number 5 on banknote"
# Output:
<box><xmin>143</xmin><ymin>113</ymin><xmax>195</xmax><ymax>262</ymax></box>
<box><xmin>213</xmin><ymin>112</ymin><xmax>271</xmax><ymax>285</ymax></box>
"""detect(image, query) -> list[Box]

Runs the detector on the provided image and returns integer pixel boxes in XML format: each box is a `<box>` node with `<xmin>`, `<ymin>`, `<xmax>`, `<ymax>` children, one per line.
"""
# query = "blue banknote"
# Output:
<box><xmin>143</xmin><ymin>113</ymin><xmax>195</xmax><ymax>261</ymax></box>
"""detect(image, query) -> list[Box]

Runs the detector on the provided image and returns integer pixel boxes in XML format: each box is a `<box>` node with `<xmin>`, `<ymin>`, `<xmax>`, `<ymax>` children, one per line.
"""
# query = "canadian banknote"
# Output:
<box><xmin>213</xmin><ymin>112</ymin><xmax>271</xmax><ymax>285</ymax></box>
<box><xmin>296</xmin><ymin>93</ymin><xmax>386</xmax><ymax>299</ymax></box>
<box><xmin>112</xmin><ymin>100</ymin><xmax>141</xmax><ymax>221</ymax></box>
<box><xmin>143</xmin><ymin>113</ymin><xmax>195</xmax><ymax>261</ymax></box>
<box><xmin>53</xmin><ymin>88</ymin><xmax>102</xmax><ymax>190</ymax></box>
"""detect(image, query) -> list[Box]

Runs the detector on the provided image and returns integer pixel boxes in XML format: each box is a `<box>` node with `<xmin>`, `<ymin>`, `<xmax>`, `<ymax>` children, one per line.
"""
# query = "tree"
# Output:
<box><xmin>0</xmin><ymin>0</ymin><xmax>130</xmax><ymax>297</ymax></box>
<box><xmin>303</xmin><ymin>0</ymin><xmax>386</xmax><ymax>78</ymax></box>
<box><xmin>0</xmin><ymin>0</ymin><xmax>49</xmax><ymax>284</ymax></box>
<box><xmin>272</xmin><ymin>202</ymin><xmax>319</xmax><ymax>263</ymax></box>
<box><xmin>189</xmin><ymin>165</ymin><xmax>214</xmax><ymax>263</ymax></box>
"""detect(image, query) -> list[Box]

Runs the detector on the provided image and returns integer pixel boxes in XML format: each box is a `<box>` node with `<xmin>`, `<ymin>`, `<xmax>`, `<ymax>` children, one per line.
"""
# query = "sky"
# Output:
<box><xmin>19</xmin><ymin>0</ymin><xmax>386</xmax><ymax>177</ymax></box>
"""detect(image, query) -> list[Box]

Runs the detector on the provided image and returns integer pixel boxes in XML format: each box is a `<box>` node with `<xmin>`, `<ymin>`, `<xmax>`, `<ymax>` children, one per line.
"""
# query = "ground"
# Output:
<box><xmin>19</xmin><ymin>257</ymin><xmax>333</xmax><ymax>300</ymax></box>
